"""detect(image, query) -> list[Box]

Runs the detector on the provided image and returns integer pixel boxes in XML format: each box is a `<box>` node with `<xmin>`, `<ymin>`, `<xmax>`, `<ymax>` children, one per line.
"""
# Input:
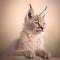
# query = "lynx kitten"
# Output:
<box><xmin>15</xmin><ymin>4</ymin><xmax>51</xmax><ymax>59</ymax></box>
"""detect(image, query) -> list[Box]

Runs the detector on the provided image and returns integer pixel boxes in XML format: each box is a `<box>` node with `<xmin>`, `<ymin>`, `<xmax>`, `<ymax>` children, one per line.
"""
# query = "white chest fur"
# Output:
<box><xmin>28</xmin><ymin>32</ymin><xmax>45</xmax><ymax>51</ymax></box>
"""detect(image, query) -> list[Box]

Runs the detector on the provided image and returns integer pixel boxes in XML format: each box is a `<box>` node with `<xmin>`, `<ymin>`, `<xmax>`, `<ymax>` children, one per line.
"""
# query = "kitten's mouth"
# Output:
<box><xmin>36</xmin><ymin>29</ymin><xmax>43</xmax><ymax>32</ymax></box>
<box><xmin>36</xmin><ymin>26</ymin><xmax>44</xmax><ymax>32</ymax></box>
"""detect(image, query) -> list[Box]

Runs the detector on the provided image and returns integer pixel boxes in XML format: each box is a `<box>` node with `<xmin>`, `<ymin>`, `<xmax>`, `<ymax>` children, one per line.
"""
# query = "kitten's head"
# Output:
<box><xmin>24</xmin><ymin>4</ymin><xmax>47</xmax><ymax>34</ymax></box>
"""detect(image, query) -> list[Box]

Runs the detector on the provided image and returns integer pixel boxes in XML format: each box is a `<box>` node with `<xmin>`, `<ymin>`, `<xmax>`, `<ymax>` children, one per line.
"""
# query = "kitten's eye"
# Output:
<box><xmin>35</xmin><ymin>22</ymin><xmax>40</xmax><ymax>27</ymax></box>
<box><xmin>35</xmin><ymin>22</ymin><xmax>39</xmax><ymax>25</ymax></box>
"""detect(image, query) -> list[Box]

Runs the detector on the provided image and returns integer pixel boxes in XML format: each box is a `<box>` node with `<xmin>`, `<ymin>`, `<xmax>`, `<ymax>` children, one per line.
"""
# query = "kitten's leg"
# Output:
<box><xmin>15</xmin><ymin>50</ymin><xmax>25</xmax><ymax>56</ymax></box>
<box><xmin>36</xmin><ymin>49</ymin><xmax>51</xmax><ymax>59</ymax></box>
<box><xmin>15</xmin><ymin>50</ymin><xmax>36</xmax><ymax>58</ymax></box>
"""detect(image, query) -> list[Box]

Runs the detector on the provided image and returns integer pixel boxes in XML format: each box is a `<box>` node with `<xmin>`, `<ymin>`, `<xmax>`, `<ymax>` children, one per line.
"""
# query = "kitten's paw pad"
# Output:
<box><xmin>39</xmin><ymin>50</ymin><xmax>51</xmax><ymax>59</ymax></box>
<box><xmin>24</xmin><ymin>50</ymin><xmax>35</xmax><ymax>58</ymax></box>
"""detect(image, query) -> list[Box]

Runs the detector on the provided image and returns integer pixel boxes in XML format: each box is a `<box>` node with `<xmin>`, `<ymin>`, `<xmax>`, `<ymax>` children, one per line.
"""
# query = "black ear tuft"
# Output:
<box><xmin>29</xmin><ymin>4</ymin><xmax>32</xmax><ymax>8</ymax></box>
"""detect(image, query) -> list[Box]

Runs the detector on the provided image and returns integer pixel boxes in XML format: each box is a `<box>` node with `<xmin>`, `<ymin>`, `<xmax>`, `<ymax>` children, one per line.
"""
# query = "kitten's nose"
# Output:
<box><xmin>39</xmin><ymin>26</ymin><xmax>44</xmax><ymax>31</ymax></box>
<box><xmin>40</xmin><ymin>26</ymin><xmax>43</xmax><ymax>29</ymax></box>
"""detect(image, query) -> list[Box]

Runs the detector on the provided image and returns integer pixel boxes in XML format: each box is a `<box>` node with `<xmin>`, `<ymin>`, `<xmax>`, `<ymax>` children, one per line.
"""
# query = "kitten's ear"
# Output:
<box><xmin>39</xmin><ymin>6</ymin><xmax>47</xmax><ymax>18</ymax></box>
<box><xmin>25</xmin><ymin>4</ymin><xmax>34</xmax><ymax>21</ymax></box>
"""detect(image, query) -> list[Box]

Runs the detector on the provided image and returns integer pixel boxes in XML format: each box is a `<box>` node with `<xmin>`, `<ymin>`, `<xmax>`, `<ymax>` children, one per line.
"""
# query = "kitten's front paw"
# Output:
<box><xmin>24</xmin><ymin>50</ymin><xmax>36</xmax><ymax>58</ymax></box>
<box><xmin>39</xmin><ymin>50</ymin><xmax>51</xmax><ymax>59</ymax></box>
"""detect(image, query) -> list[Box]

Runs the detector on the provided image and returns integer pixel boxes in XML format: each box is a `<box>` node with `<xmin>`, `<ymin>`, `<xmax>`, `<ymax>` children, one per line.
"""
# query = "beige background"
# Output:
<box><xmin>0</xmin><ymin>0</ymin><xmax>60</xmax><ymax>57</ymax></box>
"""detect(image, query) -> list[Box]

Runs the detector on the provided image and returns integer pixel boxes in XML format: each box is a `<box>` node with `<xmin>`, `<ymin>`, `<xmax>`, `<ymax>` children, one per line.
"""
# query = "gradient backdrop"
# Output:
<box><xmin>0</xmin><ymin>0</ymin><xmax>60</xmax><ymax>57</ymax></box>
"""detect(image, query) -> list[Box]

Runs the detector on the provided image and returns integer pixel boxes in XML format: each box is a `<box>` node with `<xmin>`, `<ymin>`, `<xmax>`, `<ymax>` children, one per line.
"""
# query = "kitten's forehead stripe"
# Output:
<box><xmin>34</xmin><ymin>15</ymin><xmax>39</xmax><ymax>22</ymax></box>
<box><xmin>34</xmin><ymin>15</ymin><xmax>44</xmax><ymax>23</ymax></box>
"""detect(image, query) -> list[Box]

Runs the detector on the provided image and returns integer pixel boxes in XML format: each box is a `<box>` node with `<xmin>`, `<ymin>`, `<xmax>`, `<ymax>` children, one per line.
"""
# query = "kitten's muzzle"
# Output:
<box><xmin>36</xmin><ymin>26</ymin><xmax>44</xmax><ymax>32</ymax></box>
